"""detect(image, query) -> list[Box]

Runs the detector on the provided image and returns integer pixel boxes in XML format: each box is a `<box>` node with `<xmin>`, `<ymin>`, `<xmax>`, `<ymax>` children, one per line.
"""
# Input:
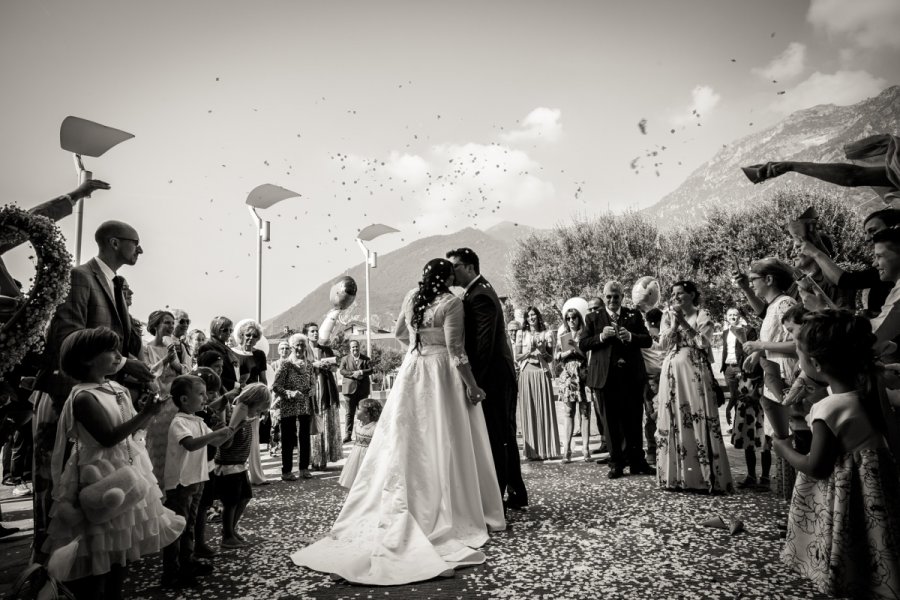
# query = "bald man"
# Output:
<box><xmin>32</xmin><ymin>220</ymin><xmax>154</xmax><ymax>561</ymax></box>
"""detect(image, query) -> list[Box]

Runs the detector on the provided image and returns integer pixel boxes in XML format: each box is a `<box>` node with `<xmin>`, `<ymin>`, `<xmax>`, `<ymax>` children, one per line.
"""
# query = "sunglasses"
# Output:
<box><xmin>605</xmin><ymin>294</ymin><xmax>620</xmax><ymax>299</ymax></box>
<box><xmin>566</xmin><ymin>316</ymin><xmax>578</xmax><ymax>321</ymax></box>
<box><xmin>178</xmin><ymin>319</ymin><xmax>191</xmax><ymax>325</ymax></box>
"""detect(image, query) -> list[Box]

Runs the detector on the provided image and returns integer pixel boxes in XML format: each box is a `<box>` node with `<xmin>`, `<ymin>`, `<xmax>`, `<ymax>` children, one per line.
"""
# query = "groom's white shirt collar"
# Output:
<box><xmin>606</xmin><ymin>307</ymin><xmax>621</xmax><ymax>319</ymax></box>
<box><xmin>464</xmin><ymin>274</ymin><xmax>483</xmax><ymax>295</ymax></box>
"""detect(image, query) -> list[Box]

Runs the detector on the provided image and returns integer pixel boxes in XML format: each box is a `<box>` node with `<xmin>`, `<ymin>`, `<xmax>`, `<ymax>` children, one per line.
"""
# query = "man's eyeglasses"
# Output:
<box><xmin>605</xmin><ymin>294</ymin><xmax>621</xmax><ymax>300</ymax></box>
<box><xmin>747</xmin><ymin>275</ymin><xmax>763</xmax><ymax>282</ymax></box>
<box><xmin>111</xmin><ymin>236</ymin><xmax>140</xmax><ymax>245</ymax></box>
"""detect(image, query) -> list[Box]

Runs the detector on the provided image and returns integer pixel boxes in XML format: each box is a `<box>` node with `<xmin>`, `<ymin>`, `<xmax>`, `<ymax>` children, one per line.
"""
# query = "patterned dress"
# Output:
<box><xmin>782</xmin><ymin>391</ymin><xmax>900</xmax><ymax>599</ymax></box>
<box><xmin>310</xmin><ymin>344</ymin><xmax>343</xmax><ymax>469</ymax></box>
<box><xmin>655</xmin><ymin>310</ymin><xmax>734</xmax><ymax>493</ymax></box>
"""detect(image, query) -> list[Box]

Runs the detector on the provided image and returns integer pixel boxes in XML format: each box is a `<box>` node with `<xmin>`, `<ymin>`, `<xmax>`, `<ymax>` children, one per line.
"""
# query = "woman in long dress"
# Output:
<box><xmin>655</xmin><ymin>281</ymin><xmax>734</xmax><ymax>493</ymax></box>
<box><xmin>514</xmin><ymin>307</ymin><xmax>560</xmax><ymax>460</ymax></box>
<box><xmin>305</xmin><ymin>322</ymin><xmax>343</xmax><ymax>469</ymax></box>
<box><xmin>291</xmin><ymin>258</ymin><xmax>505</xmax><ymax>585</ymax></box>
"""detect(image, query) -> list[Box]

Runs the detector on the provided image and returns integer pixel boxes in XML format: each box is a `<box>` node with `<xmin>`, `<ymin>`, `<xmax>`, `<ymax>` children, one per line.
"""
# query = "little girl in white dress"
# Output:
<box><xmin>338</xmin><ymin>399</ymin><xmax>382</xmax><ymax>489</ymax></box>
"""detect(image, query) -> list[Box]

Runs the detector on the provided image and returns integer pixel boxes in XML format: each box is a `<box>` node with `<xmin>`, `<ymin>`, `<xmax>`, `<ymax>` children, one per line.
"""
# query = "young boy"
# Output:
<box><xmin>162</xmin><ymin>374</ymin><xmax>233</xmax><ymax>587</ymax></box>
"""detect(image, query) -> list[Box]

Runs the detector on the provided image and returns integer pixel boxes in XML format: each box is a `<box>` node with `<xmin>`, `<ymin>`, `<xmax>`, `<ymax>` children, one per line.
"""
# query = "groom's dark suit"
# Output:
<box><xmin>462</xmin><ymin>276</ymin><xmax>528</xmax><ymax>507</ymax></box>
<box><xmin>579</xmin><ymin>306</ymin><xmax>652</xmax><ymax>473</ymax></box>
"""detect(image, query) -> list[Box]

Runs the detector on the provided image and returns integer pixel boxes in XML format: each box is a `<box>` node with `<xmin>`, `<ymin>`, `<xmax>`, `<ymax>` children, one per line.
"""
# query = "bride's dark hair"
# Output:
<box><xmin>411</xmin><ymin>258</ymin><xmax>454</xmax><ymax>350</ymax></box>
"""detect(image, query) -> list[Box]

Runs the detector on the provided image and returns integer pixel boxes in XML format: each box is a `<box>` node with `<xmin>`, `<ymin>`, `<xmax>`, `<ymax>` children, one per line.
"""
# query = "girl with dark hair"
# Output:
<box><xmin>292</xmin><ymin>258</ymin><xmax>504</xmax><ymax>585</ymax></box>
<box><xmin>514</xmin><ymin>306</ymin><xmax>560</xmax><ymax>460</ymax></box>
<box><xmin>555</xmin><ymin>307</ymin><xmax>591</xmax><ymax>462</ymax></box>
<box><xmin>656</xmin><ymin>281</ymin><xmax>734</xmax><ymax>493</ymax></box>
<box><xmin>776</xmin><ymin>310</ymin><xmax>900</xmax><ymax>599</ymax></box>
<box><xmin>44</xmin><ymin>327</ymin><xmax>184</xmax><ymax>599</ymax></box>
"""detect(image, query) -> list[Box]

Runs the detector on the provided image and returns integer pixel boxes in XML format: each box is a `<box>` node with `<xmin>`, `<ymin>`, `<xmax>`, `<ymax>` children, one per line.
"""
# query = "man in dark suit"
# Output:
<box><xmin>580</xmin><ymin>280</ymin><xmax>654</xmax><ymax>479</ymax></box>
<box><xmin>31</xmin><ymin>215</ymin><xmax>154</xmax><ymax>562</ymax></box>
<box><xmin>339</xmin><ymin>339</ymin><xmax>373</xmax><ymax>442</ymax></box>
<box><xmin>447</xmin><ymin>247</ymin><xmax>528</xmax><ymax>510</ymax></box>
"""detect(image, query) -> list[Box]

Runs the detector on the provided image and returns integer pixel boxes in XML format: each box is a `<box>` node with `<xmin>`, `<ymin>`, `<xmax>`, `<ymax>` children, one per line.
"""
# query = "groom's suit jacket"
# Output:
<box><xmin>579</xmin><ymin>307</ymin><xmax>652</xmax><ymax>390</ymax></box>
<box><xmin>461</xmin><ymin>277</ymin><xmax>516</xmax><ymax>394</ymax></box>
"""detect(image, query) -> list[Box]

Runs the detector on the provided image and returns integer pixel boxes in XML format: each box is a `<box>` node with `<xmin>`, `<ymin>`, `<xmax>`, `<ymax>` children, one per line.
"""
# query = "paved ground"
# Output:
<box><xmin>2</xmin><ymin>404</ymin><xmax>829</xmax><ymax>600</ymax></box>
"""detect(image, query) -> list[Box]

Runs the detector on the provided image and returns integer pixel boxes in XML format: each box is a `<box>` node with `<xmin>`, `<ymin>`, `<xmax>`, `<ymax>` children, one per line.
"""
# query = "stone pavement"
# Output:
<box><xmin>1</xmin><ymin>403</ymin><xmax>828</xmax><ymax>600</ymax></box>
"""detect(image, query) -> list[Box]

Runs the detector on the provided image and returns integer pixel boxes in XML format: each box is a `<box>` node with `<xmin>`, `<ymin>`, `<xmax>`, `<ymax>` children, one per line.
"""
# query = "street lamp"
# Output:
<box><xmin>355</xmin><ymin>224</ymin><xmax>399</xmax><ymax>356</ymax></box>
<box><xmin>59</xmin><ymin>116</ymin><xmax>134</xmax><ymax>265</ymax></box>
<box><xmin>246</xmin><ymin>184</ymin><xmax>301</xmax><ymax>324</ymax></box>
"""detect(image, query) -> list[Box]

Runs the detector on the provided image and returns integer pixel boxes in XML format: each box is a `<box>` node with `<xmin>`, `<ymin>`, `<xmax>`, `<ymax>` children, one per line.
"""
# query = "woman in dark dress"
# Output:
<box><xmin>233</xmin><ymin>319</ymin><xmax>269</xmax><ymax>485</ymax></box>
<box><xmin>304</xmin><ymin>322</ymin><xmax>343</xmax><ymax>469</ymax></box>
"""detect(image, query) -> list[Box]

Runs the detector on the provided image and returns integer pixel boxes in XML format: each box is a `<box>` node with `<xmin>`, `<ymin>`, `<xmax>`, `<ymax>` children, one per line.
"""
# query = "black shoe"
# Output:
<box><xmin>189</xmin><ymin>560</ymin><xmax>213</xmax><ymax>577</ymax></box>
<box><xmin>342</xmin><ymin>436</ymin><xmax>352</xmax><ymax>443</ymax></box>
<box><xmin>595</xmin><ymin>456</ymin><xmax>610</xmax><ymax>465</ymax></box>
<box><xmin>607</xmin><ymin>468</ymin><xmax>624</xmax><ymax>479</ymax></box>
<box><xmin>505</xmin><ymin>497</ymin><xmax>527</xmax><ymax>511</ymax></box>
<box><xmin>630</xmin><ymin>463</ymin><xmax>655</xmax><ymax>475</ymax></box>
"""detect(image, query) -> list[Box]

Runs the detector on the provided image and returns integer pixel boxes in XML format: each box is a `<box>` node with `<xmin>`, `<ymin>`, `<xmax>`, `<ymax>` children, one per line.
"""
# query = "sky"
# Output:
<box><xmin>2</xmin><ymin>0</ymin><xmax>899</xmax><ymax>332</ymax></box>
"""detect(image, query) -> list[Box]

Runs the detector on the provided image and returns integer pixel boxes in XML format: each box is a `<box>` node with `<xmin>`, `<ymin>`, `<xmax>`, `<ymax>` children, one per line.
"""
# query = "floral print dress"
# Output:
<box><xmin>655</xmin><ymin>310</ymin><xmax>734</xmax><ymax>493</ymax></box>
<box><xmin>781</xmin><ymin>391</ymin><xmax>900</xmax><ymax>599</ymax></box>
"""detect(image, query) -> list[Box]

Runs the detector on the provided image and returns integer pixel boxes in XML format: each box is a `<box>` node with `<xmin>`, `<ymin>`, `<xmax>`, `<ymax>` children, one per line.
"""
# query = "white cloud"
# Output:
<box><xmin>770</xmin><ymin>70</ymin><xmax>888</xmax><ymax>113</ymax></box>
<box><xmin>385</xmin><ymin>152</ymin><xmax>430</xmax><ymax>187</ymax></box>
<box><xmin>671</xmin><ymin>85</ymin><xmax>721</xmax><ymax>126</ymax></box>
<box><xmin>499</xmin><ymin>107</ymin><xmax>562</xmax><ymax>144</ymax></box>
<box><xmin>808</xmin><ymin>0</ymin><xmax>900</xmax><ymax>48</ymax></box>
<box><xmin>753</xmin><ymin>42</ymin><xmax>807</xmax><ymax>81</ymax></box>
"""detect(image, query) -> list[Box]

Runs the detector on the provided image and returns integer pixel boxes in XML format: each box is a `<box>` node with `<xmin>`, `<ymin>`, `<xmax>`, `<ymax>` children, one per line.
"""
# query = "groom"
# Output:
<box><xmin>447</xmin><ymin>247</ymin><xmax>528</xmax><ymax>510</ymax></box>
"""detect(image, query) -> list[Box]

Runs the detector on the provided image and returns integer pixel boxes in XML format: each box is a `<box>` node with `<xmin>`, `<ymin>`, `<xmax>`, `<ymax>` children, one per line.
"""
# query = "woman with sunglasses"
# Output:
<box><xmin>514</xmin><ymin>306</ymin><xmax>560</xmax><ymax>460</ymax></box>
<box><xmin>555</xmin><ymin>307</ymin><xmax>591</xmax><ymax>462</ymax></box>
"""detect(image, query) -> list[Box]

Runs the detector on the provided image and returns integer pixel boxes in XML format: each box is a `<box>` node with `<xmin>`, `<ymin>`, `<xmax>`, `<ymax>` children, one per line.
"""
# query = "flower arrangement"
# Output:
<box><xmin>0</xmin><ymin>205</ymin><xmax>71</xmax><ymax>376</ymax></box>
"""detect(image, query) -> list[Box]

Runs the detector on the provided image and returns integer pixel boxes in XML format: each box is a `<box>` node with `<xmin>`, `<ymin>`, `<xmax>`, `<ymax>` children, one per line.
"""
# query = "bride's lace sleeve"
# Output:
<box><xmin>393</xmin><ymin>289</ymin><xmax>417</xmax><ymax>347</ymax></box>
<box><xmin>442</xmin><ymin>295</ymin><xmax>470</xmax><ymax>366</ymax></box>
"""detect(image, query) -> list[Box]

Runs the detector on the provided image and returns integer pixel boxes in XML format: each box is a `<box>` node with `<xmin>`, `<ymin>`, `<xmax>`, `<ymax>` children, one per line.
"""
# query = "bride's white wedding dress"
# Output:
<box><xmin>290</xmin><ymin>290</ymin><xmax>506</xmax><ymax>585</ymax></box>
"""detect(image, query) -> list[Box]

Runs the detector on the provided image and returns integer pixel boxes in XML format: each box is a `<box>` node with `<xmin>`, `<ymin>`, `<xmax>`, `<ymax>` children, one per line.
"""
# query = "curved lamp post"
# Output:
<box><xmin>60</xmin><ymin>116</ymin><xmax>134</xmax><ymax>265</ymax></box>
<box><xmin>246</xmin><ymin>184</ymin><xmax>301</xmax><ymax>324</ymax></box>
<box><xmin>355</xmin><ymin>224</ymin><xmax>399</xmax><ymax>355</ymax></box>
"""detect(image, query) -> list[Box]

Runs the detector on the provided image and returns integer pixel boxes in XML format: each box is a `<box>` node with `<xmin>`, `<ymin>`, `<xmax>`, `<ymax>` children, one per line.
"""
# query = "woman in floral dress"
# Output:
<box><xmin>655</xmin><ymin>281</ymin><xmax>733</xmax><ymax>493</ymax></box>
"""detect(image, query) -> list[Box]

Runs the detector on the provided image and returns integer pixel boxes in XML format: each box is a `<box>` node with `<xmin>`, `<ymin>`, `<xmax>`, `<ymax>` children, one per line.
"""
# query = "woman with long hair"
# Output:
<box><xmin>291</xmin><ymin>258</ymin><xmax>504</xmax><ymax>585</ymax></box>
<box><xmin>555</xmin><ymin>307</ymin><xmax>591</xmax><ymax>462</ymax></box>
<box><xmin>514</xmin><ymin>306</ymin><xmax>560</xmax><ymax>460</ymax></box>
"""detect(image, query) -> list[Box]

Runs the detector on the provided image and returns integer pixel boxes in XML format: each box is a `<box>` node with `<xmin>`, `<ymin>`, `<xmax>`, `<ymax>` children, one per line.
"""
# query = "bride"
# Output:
<box><xmin>290</xmin><ymin>258</ymin><xmax>506</xmax><ymax>585</ymax></box>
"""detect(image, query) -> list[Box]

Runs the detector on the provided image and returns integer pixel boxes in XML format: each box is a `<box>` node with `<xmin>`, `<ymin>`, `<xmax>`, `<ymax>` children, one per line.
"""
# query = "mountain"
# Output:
<box><xmin>643</xmin><ymin>85</ymin><xmax>900</xmax><ymax>229</ymax></box>
<box><xmin>263</xmin><ymin>222</ymin><xmax>539</xmax><ymax>336</ymax></box>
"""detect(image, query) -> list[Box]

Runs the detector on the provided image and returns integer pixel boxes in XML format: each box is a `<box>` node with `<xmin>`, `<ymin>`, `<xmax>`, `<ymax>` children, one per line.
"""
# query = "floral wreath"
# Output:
<box><xmin>0</xmin><ymin>205</ymin><xmax>71</xmax><ymax>377</ymax></box>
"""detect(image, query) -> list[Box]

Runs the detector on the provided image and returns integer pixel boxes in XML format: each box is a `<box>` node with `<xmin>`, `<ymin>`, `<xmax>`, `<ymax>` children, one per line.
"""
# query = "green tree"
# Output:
<box><xmin>507</xmin><ymin>188</ymin><xmax>872</xmax><ymax>321</ymax></box>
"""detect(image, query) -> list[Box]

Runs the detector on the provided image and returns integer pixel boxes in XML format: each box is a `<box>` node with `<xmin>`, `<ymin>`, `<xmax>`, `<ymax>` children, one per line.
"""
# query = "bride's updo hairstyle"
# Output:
<box><xmin>411</xmin><ymin>258</ymin><xmax>454</xmax><ymax>350</ymax></box>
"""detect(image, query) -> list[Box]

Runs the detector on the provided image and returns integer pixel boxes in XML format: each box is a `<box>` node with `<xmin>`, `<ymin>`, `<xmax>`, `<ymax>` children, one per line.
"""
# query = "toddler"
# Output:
<box><xmin>338</xmin><ymin>399</ymin><xmax>382</xmax><ymax>489</ymax></box>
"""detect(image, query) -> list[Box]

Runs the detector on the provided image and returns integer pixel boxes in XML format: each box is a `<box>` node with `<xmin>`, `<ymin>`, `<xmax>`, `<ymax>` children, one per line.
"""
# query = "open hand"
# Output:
<box><xmin>72</xmin><ymin>178</ymin><xmax>111</xmax><ymax>200</ymax></box>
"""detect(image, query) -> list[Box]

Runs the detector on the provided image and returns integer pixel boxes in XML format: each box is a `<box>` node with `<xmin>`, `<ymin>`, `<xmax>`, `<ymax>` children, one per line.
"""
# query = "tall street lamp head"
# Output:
<box><xmin>60</xmin><ymin>116</ymin><xmax>134</xmax><ymax>157</ymax></box>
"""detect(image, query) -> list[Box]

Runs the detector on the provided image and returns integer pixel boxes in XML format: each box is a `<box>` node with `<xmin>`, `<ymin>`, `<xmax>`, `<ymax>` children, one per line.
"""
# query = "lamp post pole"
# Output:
<box><xmin>354</xmin><ymin>224</ymin><xmax>399</xmax><ymax>357</ymax></box>
<box><xmin>356</xmin><ymin>239</ymin><xmax>373</xmax><ymax>356</ymax></box>
<box><xmin>245</xmin><ymin>184</ymin><xmax>300</xmax><ymax>327</ymax></box>
<box><xmin>60</xmin><ymin>116</ymin><xmax>134</xmax><ymax>265</ymax></box>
